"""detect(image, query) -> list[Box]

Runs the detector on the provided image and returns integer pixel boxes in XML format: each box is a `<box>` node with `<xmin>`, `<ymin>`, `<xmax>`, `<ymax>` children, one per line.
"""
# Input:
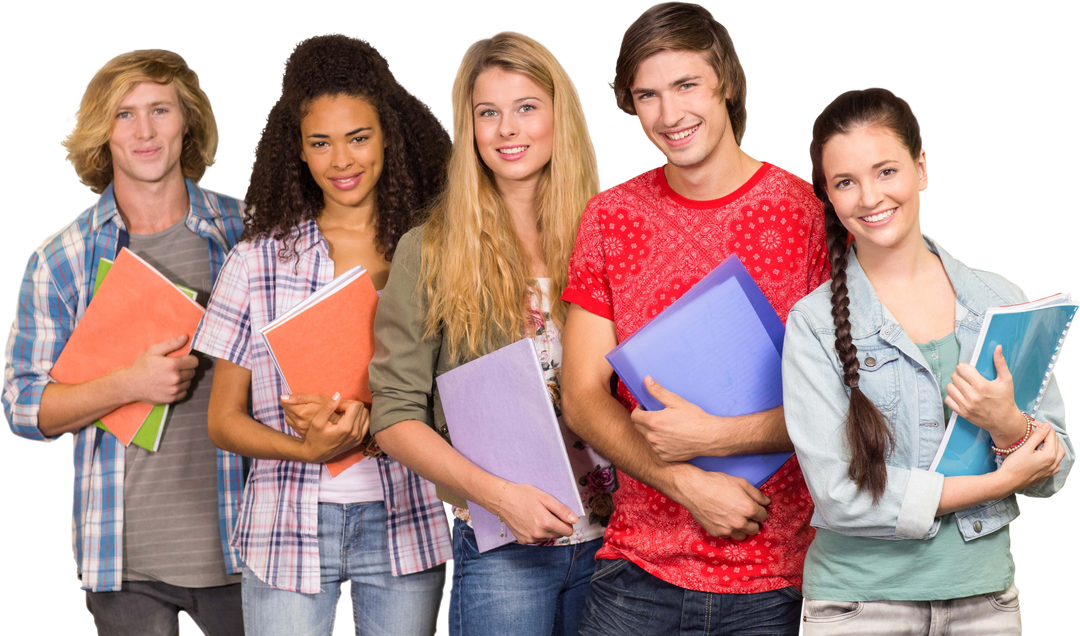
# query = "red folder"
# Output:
<box><xmin>50</xmin><ymin>248</ymin><xmax>205</xmax><ymax>445</ymax></box>
<box><xmin>259</xmin><ymin>266</ymin><xmax>378</xmax><ymax>476</ymax></box>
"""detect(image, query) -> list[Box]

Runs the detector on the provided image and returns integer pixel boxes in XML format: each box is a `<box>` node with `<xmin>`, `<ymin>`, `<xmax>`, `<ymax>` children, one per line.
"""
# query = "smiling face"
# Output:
<box><xmin>630</xmin><ymin>49</ymin><xmax>732</xmax><ymax>170</ymax></box>
<box><xmin>822</xmin><ymin>125</ymin><xmax>927</xmax><ymax>250</ymax></box>
<box><xmin>299</xmin><ymin>94</ymin><xmax>385</xmax><ymax>212</ymax></box>
<box><xmin>471</xmin><ymin>68</ymin><xmax>554</xmax><ymax>192</ymax></box>
<box><xmin>108</xmin><ymin>81</ymin><xmax>187</xmax><ymax>188</ymax></box>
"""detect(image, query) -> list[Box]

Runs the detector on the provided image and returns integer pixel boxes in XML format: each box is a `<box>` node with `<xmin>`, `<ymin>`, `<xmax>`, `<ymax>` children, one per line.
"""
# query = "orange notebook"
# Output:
<box><xmin>50</xmin><ymin>248</ymin><xmax>205</xmax><ymax>445</ymax></box>
<box><xmin>259</xmin><ymin>266</ymin><xmax>379</xmax><ymax>476</ymax></box>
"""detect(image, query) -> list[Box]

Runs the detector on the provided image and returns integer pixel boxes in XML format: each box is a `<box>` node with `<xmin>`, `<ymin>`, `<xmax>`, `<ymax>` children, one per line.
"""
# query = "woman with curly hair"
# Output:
<box><xmin>782</xmin><ymin>88</ymin><xmax>1071</xmax><ymax>633</ymax></box>
<box><xmin>192</xmin><ymin>35</ymin><xmax>452</xmax><ymax>635</ymax></box>
<box><xmin>367</xmin><ymin>32</ymin><xmax>611</xmax><ymax>636</ymax></box>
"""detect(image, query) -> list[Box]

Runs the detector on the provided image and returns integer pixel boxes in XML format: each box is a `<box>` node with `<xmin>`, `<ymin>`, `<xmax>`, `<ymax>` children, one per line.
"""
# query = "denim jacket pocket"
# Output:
<box><xmin>954</xmin><ymin>495</ymin><xmax>1019</xmax><ymax>540</ymax></box>
<box><xmin>853</xmin><ymin>346</ymin><xmax>902</xmax><ymax>412</ymax></box>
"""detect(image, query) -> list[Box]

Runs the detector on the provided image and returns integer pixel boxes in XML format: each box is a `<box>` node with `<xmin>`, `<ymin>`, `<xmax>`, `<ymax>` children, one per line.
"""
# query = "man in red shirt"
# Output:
<box><xmin>561</xmin><ymin>3</ymin><xmax>830</xmax><ymax>634</ymax></box>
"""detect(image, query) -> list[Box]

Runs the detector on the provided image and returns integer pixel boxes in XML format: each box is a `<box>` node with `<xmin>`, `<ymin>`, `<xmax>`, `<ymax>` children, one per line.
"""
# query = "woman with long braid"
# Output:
<box><xmin>782</xmin><ymin>88</ymin><xmax>1072</xmax><ymax>634</ymax></box>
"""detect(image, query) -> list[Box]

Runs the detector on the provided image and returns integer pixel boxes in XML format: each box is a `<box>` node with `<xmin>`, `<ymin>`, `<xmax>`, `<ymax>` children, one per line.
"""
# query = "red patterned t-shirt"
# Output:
<box><xmin>562</xmin><ymin>163</ymin><xmax>830</xmax><ymax>594</ymax></box>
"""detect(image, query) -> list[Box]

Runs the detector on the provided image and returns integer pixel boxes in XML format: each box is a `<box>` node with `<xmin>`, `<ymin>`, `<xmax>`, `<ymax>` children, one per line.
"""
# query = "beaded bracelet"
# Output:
<box><xmin>990</xmin><ymin>411</ymin><xmax>1036</xmax><ymax>457</ymax></box>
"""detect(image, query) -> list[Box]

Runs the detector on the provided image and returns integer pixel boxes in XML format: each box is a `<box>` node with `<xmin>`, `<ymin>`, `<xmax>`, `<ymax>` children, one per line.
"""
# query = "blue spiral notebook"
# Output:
<box><xmin>605</xmin><ymin>255</ymin><xmax>791</xmax><ymax>488</ymax></box>
<box><xmin>931</xmin><ymin>293</ymin><xmax>1077</xmax><ymax>476</ymax></box>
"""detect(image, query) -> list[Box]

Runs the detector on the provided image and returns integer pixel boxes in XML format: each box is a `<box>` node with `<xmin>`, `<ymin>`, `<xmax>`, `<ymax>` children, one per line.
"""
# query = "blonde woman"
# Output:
<box><xmin>367</xmin><ymin>32</ymin><xmax>611</xmax><ymax>636</ymax></box>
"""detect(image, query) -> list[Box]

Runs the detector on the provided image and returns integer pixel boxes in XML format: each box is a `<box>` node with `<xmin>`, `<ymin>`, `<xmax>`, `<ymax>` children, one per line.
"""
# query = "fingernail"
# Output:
<box><xmin>280</xmin><ymin>394</ymin><xmax>290</xmax><ymax>401</ymax></box>
<box><xmin>332</xmin><ymin>392</ymin><xmax>341</xmax><ymax>400</ymax></box>
<box><xmin>645</xmin><ymin>376</ymin><xmax>654</xmax><ymax>385</ymax></box>
<box><xmin>568</xmin><ymin>514</ymin><xmax>579</xmax><ymax>523</ymax></box>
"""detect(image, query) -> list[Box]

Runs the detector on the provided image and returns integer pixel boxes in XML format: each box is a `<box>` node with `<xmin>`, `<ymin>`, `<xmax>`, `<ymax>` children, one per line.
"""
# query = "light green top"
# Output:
<box><xmin>805</xmin><ymin>332</ymin><xmax>1014</xmax><ymax>601</ymax></box>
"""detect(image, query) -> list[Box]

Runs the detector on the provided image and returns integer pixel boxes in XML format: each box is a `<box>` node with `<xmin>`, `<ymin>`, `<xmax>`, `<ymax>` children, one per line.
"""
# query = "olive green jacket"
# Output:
<box><xmin>369</xmin><ymin>225</ymin><xmax>513</xmax><ymax>443</ymax></box>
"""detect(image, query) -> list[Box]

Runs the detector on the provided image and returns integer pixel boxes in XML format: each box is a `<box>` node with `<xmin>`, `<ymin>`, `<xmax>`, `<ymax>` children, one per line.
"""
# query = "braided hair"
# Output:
<box><xmin>808</xmin><ymin>88</ymin><xmax>922</xmax><ymax>501</ymax></box>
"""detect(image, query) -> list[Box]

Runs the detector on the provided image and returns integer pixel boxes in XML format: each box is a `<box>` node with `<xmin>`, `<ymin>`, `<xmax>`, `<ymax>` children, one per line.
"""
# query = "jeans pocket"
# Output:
<box><xmin>986</xmin><ymin>583</ymin><xmax>1020</xmax><ymax>612</ymax></box>
<box><xmin>775</xmin><ymin>585</ymin><xmax>803</xmax><ymax>601</ymax></box>
<box><xmin>590</xmin><ymin>558</ymin><xmax>631</xmax><ymax>583</ymax></box>
<box><xmin>803</xmin><ymin>599</ymin><xmax>863</xmax><ymax>623</ymax></box>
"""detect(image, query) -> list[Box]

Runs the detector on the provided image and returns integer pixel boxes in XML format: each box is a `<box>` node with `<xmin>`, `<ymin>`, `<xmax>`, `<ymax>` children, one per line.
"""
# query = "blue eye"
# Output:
<box><xmin>478</xmin><ymin>109</ymin><xmax>496</xmax><ymax>117</ymax></box>
<box><xmin>519</xmin><ymin>103</ymin><xmax>536</xmax><ymax>113</ymax></box>
<box><xmin>117</xmin><ymin>111</ymin><xmax>132</xmax><ymax>119</ymax></box>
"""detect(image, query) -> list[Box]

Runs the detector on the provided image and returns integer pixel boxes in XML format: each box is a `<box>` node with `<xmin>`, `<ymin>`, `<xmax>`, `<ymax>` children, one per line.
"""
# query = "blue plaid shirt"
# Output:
<box><xmin>3</xmin><ymin>180</ymin><xmax>247</xmax><ymax>592</ymax></box>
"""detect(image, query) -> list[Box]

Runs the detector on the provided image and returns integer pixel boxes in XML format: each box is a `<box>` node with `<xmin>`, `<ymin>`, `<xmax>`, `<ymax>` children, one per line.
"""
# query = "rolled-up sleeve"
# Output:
<box><xmin>369</xmin><ymin>229</ymin><xmax>440</xmax><ymax>435</ymax></box>
<box><xmin>3</xmin><ymin>251</ymin><xmax>74</xmax><ymax>441</ymax></box>
<box><xmin>783</xmin><ymin>308</ymin><xmax>943</xmax><ymax>540</ymax></box>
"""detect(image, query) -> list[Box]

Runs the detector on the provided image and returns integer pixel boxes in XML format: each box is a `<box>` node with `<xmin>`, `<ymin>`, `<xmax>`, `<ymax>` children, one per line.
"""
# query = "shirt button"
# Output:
<box><xmin>865</xmin><ymin>357</ymin><xmax>877</xmax><ymax>367</ymax></box>
<box><xmin>973</xmin><ymin>521</ymin><xmax>983</xmax><ymax>533</ymax></box>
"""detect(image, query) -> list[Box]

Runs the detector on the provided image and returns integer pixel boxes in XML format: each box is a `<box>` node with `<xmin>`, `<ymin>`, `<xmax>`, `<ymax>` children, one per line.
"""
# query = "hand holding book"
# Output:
<box><xmin>630</xmin><ymin>376</ymin><xmax>723</xmax><ymax>463</ymax></box>
<box><xmin>280</xmin><ymin>392</ymin><xmax>370</xmax><ymax>464</ymax></box>
<box><xmin>280</xmin><ymin>393</ymin><xmax>384</xmax><ymax>458</ymax></box>
<box><xmin>945</xmin><ymin>345</ymin><xmax>1029</xmax><ymax>449</ymax></box>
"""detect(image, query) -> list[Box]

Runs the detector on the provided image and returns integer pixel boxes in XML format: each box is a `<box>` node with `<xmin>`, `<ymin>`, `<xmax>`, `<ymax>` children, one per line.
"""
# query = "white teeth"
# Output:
<box><xmin>862</xmin><ymin>208</ymin><xmax>896</xmax><ymax>223</ymax></box>
<box><xmin>665</xmin><ymin>125</ymin><xmax>699</xmax><ymax>140</ymax></box>
<box><xmin>498</xmin><ymin>146</ymin><xmax>527</xmax><ymax>154</ymax></box>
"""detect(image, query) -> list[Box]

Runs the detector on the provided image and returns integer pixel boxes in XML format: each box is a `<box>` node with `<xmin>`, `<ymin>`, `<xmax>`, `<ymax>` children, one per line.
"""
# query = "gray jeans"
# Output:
<box><xmin>86</xmin><ymin>580</ymin><xmax>243</xmax><ymax>636</ymax></box>
<box><xmin>802</xmin><ymin>583</ymin><xmax>1021</xmax><ymax>636</ymax></box>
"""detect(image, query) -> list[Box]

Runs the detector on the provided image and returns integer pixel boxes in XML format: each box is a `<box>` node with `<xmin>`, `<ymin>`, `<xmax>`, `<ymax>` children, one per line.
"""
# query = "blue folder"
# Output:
<box><xmin>931</xmin><ymin>296</ymin><xmax>1077</xmax><ymax>476</ymax></box>
<box><xmin>605</xmin><ymin>255</ymin><xmax>791</xmax><ymax>488</ymax></box>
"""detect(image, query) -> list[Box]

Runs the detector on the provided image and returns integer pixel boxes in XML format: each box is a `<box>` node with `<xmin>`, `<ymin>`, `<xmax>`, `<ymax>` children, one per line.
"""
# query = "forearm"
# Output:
<box><xmin>374</xmin><ymin>420</ymin><xmax>507</xmax><ymax>512</ymax></box>
<box><xmin>563</xmin><ymin>385</ymin><xmax>690</xmax><ymax>502</ymax></box>
<box><xmin>707</xmin><ymin>406</ymin><xmax>792</xmax><ymax>456</ymax></box>
<box><xmin>937</xmin><ymin>471</ymin><xmax>1013</xmax><ymax>516</ymax></box>
<box><xmin>37</xmin><ymin>370</ymin><xmax>135</xmax><ymax>437</ymax></box>
<box><xmin>206</xmin><ymin>404</ymin><xmax>309</xmax><ymax>461</ymax></box>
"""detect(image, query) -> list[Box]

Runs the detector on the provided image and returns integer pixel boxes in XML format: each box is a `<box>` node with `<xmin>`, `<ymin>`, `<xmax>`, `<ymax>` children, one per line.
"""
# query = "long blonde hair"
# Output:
<box><xmin>63</xmin><ymin>49</ymin><xmax>218</xmax><ymax>194</ymax></box>
<box><xmin>421</xmin><ymin>32</ymin><xmax>598</xmax><ymax>360</ymax></box>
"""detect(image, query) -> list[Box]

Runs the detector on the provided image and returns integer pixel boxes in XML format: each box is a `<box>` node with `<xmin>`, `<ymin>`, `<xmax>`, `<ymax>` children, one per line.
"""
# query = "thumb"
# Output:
<box><xmin>644</xmin><ymin>376</ymin><xmax>682</xmax><ymax>408</ymax></box>
<box><xmin>147</xmin><ymin>334</ymin><xmax>189</xmax><ymax>356</ymax></box>
<box><xmin>539</xmin><ymin>491</ymin><xmax>579</xmax><ymax>524</ymax></box>
<box><xmin>1024</xmin><ymin>421</ymin><xmax>1052</xmax><ymax>449</ymax></box>
<box><xmin>993</xmin><ymin>345</ymin><xmax>1012</xmax><ymax>382</ymax></box>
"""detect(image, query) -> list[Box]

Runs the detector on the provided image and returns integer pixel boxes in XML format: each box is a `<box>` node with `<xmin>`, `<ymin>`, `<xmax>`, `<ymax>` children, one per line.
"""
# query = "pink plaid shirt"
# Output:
<box><xmin>193</xmin><ymin>219</ymin><xmax>451</xmax><ymax>594</ymax></box>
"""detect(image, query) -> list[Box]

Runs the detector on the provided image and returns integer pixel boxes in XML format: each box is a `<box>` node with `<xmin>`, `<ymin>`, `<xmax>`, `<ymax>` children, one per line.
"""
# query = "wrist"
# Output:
<box><xmin>105</xmin><ymin>365</ymin><xmax>138</xmax><ymax>405</ymax></box>
<box><xmin>665</xmin><ymin>462</ymin><xmax>702</xmax><ymax>508</ymax></box>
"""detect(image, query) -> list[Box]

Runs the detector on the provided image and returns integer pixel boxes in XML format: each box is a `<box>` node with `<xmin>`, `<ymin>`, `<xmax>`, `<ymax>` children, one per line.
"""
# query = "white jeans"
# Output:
<box><xmin>801</xmin><ymin>583</ymin><xmax>1021</xmax><ymax>636</ymax></box>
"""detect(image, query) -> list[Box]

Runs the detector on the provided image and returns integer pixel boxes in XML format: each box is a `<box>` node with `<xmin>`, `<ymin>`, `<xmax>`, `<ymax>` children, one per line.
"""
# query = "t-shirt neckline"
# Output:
<box><xmin>655</xmin><ymin>162</ymin><xmax>773</xmax><ymax>209</ymax></box>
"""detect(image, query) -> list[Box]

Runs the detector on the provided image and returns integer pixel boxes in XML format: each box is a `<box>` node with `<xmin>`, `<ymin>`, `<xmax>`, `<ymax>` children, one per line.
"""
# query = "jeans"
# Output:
<box><xmin>578</xmin><ymin>558</ymin><xmax>802</xmax><ymax>636</ymax></box>
<box><xmin>85</xmin><ymin>580</ymin><xmax>243</xmax><ymax>636</ymax></box>
<box><xmin>242</xmin><ymin>502</ymin><xmax>445</xmax><ymax>636</ymax></box>
<box><xmin>448</xmin><ymin>517</ymin><xmax>601</xmax><ymax>636</ymax></box>
<box><xmin>801</xmin><ymin>582</ymin><xmax>1022</xmax><ymax>636</ymax></box>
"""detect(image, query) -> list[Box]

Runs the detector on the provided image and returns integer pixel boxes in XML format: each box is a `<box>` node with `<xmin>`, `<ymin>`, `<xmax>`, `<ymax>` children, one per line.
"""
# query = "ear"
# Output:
<box><xmin>916</xmin><ymin>148</ymin><xmax>928</xmax><ymax>191</ymax></box>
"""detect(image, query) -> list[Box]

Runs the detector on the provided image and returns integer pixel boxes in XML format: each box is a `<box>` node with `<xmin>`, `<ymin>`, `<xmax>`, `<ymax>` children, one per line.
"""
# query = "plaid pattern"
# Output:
<box><xmin>3</xmin><ymin>180</ymin><xmax>247</xmax><ymax>592</ymax></box>
<box><xmin>192</xmin><ymin>218</ymin><xmax>451</xmax><ymax>594</ymax></box>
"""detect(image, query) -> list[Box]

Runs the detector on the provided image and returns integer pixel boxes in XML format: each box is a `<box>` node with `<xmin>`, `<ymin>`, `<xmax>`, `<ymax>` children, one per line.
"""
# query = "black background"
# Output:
<box><xmin>8</xmin><ymin>6</ymin><xmax>1071</xmax><ymax>634</ymax></box>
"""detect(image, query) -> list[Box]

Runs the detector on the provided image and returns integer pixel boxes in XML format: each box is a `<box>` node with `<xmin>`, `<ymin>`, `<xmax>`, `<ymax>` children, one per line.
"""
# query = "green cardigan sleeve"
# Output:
<box><xmin>369</xmin><ymin>227</ymin><xmax>442</xmax><ymax>436</ymax></box>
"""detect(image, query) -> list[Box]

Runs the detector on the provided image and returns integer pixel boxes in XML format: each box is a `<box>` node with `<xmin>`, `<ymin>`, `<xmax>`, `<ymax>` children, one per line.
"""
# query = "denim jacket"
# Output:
<box><xmin>782</xmin><ymin>236</ymin><xmax>1072</xmax><ymax>543</ymax></box>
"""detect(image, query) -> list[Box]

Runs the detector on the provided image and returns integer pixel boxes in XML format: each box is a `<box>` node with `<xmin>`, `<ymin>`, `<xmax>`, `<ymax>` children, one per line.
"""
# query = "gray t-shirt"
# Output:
<box><xmin>122</xmin><ymin>218</ymin><xmax>239</xmax><ymax>588</ymax></box>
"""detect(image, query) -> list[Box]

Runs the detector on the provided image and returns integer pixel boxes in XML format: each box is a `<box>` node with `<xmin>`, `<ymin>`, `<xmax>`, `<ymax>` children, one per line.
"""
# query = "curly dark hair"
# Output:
<box><xmin>244</xmin><ymin>34</ymin><xmax>451</xmax><ymax>260</ymax></box>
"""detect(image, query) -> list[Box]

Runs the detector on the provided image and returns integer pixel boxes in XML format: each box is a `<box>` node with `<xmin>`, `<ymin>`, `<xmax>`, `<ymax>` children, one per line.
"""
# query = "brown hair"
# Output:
<box><xmin>612</xmin><ymin>2</ymin><xmax>747</xmax><ymax>144</ymax></box>
<box><xmin>63</xmin><ymin>50</ymin><xmax>217</xmax><ymax>194</ymax></box>
<box><xmin>809</xmin><ymin>88</ymin><xmax>922</xmax><ymax>501</ymax></box>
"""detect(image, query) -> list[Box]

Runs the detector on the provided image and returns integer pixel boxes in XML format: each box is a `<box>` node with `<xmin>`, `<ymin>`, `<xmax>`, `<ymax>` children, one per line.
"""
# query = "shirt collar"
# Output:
<box><xmin>90</xmin><ymin>179</ymin><xmax>221</xmax><ymax>232</ymax></box>
<box><xmin>844</xmin><ymin>234</ymin><xmax>990</xmax><ymax>340</ymax></box>
<box><xmin>290</xmin><ymin>217</ymin><xmax>328</xmax><ymax>256</ymax></box>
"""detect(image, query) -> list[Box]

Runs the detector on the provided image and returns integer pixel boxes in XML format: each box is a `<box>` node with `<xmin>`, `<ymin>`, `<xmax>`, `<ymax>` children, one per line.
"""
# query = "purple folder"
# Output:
<box><xmin>605</xmin><ymin>255</ymin><xmax>791</xmax><ymax>488</ymax></box>
<box><xmin>436</xmin><ymin>338</ymin><xmax>585</xmax><ymax>552</ymax></box>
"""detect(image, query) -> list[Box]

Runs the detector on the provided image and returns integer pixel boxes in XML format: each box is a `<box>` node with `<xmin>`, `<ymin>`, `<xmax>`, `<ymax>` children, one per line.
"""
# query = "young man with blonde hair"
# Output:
<box><xmin>4</xmin><ymin>50</ymin><xmax>246</xmax><ymax>635</ymax></box>
<box><xmin>561</xmin><ymin>3</ymin><xmax>830</xmax><ymax>634</ymax></box>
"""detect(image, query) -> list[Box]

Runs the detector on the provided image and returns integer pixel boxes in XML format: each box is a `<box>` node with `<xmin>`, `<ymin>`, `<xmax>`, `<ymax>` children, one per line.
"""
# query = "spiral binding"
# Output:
<box><xmin>1034</xmin><ymin>308</ymin><xmax>1076</xmax><ymax>413</ymax></box>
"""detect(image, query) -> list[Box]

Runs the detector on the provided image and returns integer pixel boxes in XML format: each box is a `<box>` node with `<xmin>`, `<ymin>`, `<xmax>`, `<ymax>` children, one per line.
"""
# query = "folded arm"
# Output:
<box><xmin>561</xmin><ymin>304</ymin><xmax>770</xmax><ymax>539</ymax></box>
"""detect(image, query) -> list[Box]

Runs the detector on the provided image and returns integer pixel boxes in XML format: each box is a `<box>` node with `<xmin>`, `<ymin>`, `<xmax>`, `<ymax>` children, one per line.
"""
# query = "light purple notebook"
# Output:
<box><xmin>436</xmin><ymin>338</ymin><xmax>585</xmax><ymax>552</ymax></box>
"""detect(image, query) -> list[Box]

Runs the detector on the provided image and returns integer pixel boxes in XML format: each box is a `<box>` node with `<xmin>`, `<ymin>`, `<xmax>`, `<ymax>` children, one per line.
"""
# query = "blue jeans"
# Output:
<box><xmin>578</xmin><ymin>558</ymin><xmax>803</xmax><ymax>636</ymax></box>
<box><xmin>449</xmin><ymin>517</ymin><xmax>601</xmax><ymax>636</ymax></box>
<box><xmin>242</xmin><ymin>502</ymin><xmax>445</xmax><ymax>636</ymax></box>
